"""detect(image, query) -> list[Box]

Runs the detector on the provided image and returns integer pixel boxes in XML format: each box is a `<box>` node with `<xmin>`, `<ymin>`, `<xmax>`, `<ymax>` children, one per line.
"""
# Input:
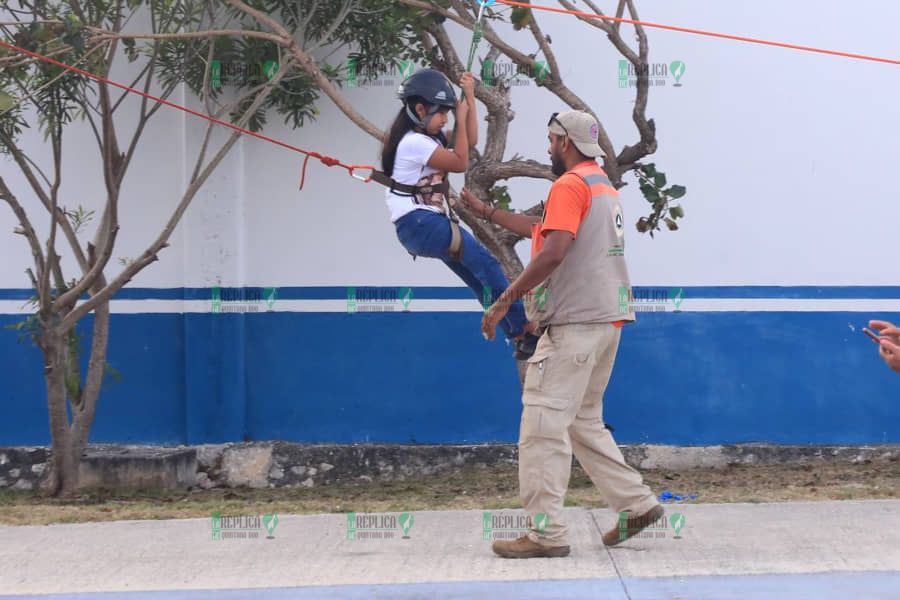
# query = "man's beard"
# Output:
<box><xmin>550</xmin><ymin>153</ymin><xmax>566</xmax><ymax>177</ymax></box>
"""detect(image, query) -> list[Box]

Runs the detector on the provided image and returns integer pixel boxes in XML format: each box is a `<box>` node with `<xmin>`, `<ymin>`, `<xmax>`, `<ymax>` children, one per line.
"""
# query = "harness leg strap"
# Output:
<box><xmin>448</xmin><ymin>220</ymin><xmax>463</xmax><ymax>261</ymax></box>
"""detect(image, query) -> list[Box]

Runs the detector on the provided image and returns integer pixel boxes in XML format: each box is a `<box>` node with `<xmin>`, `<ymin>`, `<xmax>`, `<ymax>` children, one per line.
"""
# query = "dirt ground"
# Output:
<box><xmin>1</xmin><ymin>461</ymin><xmax>898</xmax><ymax>526</ymax></box>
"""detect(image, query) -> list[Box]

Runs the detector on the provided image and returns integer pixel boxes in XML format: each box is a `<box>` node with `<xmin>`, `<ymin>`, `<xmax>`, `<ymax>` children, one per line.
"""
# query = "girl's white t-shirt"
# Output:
<box><xmin>385</xmin><ymin>131</ymin><xmax>446</xmax><ymax>222</ymax></box>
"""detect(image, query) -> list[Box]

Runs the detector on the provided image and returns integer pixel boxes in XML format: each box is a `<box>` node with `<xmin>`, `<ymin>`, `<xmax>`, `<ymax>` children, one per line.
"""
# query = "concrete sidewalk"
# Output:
<box><xmin>1</xmin><ymin>500</ymin><xmax>899</xmax><ymax>598</ymax></box>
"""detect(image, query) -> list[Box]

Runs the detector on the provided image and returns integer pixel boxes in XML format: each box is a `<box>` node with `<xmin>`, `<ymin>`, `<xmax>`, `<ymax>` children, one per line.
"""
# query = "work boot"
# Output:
<box><xmin>492</xmin><ymin>535</ymin><xmax>570</xmax><ymax>559</ymax></box>
<box><xmin>513</xmin><ymin>332</ymin><xmax>540</xmax><ymax>360</ymax></box>
<box><xmin>602</xmin><ymin>504</ymin><xmax>665</xmax><ymax>546</ymax></box>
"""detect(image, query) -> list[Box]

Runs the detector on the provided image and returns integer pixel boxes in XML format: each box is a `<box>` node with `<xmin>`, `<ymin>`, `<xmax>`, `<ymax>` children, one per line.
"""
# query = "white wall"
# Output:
<box><xmin>3</xmin><ymin>0</ymin><xmax>899</xmax><ymax>291</ymax></box>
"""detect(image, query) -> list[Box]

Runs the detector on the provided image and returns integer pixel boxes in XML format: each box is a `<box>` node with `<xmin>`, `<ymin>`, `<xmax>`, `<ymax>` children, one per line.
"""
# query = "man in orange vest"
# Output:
<box><xmin>461</xmin><ymin>110</ymin><xmax>663</xmax><ymax>558</ymax></box>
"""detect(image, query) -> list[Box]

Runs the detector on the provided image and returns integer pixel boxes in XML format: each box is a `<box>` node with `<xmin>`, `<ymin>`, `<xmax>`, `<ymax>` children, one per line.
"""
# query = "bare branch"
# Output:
<box><xmin>190</xmin><ymin>33</ymin><xmax>222</xmax><ymax>182</ymax></box>
<box><xmin>0</xmin><ymin>177</ymin><xmax>46</xmax><ymax>281</ymax></box>
<box><xmin>70</xmin><ymin>299</ymin><xmax>108</xmax><ymax>445</ymax></box>
<box><xmin>115</xmin><ymin>31</ymin><xmax>185</xmax><ymax>189</ymax></box>
<box><xmin>61</xmin><ymin>77</ymin><xmax>104</xmax><ymax>152</ymax></box>
<box><xmin>0</xmin><ymin>129</ymin><xmax>90</xmax><ymax>274</ymax></box>
<box><xmin>0</xmin><ymin>45</ymin><xmax>73</xmax><ymax>68</ymax></box>
<box><xmin>415</xmin><ymin>1</ymin><xmax>618</xmax><ymax>171</ymax></box>
<box><xmin>615</xmin><ymin>0</ymin><xmax>656</xmax><ymax>170</ymax></box>
<box><xmin>0</xmin><ymin>129</ymin><xmax>52</xmax><ymax>217</ymax></box>
<box><xmin>481</xmin><ymin>158</ymin><xmax>555</xmax><ymax>184</ymax></box>
<box><xmin>41</xmin><ymin>116</ymin><xmax>66</xmax><ymax>312</ymax></box>
<box><xmin>613</xmin><ymin>0</ymin><xmax>626</xmax><ymax>33</ymax></box>
<box><xmin>526</xmin><ymin>11</ymin><xmax>559</xmax><ymax>80</ymax></box>
<box><xmin>19</xmin><ymin>152</ymin><xmax>54</xmax><ymax>189</ymax></box>
<box><xmin>87</xmin><ymin>27</ymin><xmax>288</xmax><ymax>47</ymax></box>
<box><xmin>425</xmin><ymin>18</ymin><xmax>465</xmax><ymax>76</ymax></box>
<box><xmin>59</xmin><ymin>61</ymin><xmax>288</xmax><ymax>330</ymax></box>
<box><xmin>0</xmin><ymin>20</ymin><xmax>63</xmax><ymax>26</ymax></box>
<box><xmin>555</xmin><ymin>0</ymin><xmax>655</xmax><ymax>182</ymax></box>
<box><xmin>556</xmin><ymin>0</ymin><xmax>612</xmax><ymax>35</ymax></box>
<box><xmin>109</xmin><ymin>55</ymin><xmax>156</xmax><ymax>114</ymax></box>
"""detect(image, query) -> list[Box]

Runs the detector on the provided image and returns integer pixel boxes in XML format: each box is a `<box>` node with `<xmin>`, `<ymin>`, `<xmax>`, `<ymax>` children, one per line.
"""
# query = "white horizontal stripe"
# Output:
<box><xmin>0</xmin><ymin>298</ymin><xmax>898</xmax><ymax>315</ymax></box>
<box><xmin>676</xmin><ymin>299</ymin><xmax>900</xmax><ymax>312</ymax></box>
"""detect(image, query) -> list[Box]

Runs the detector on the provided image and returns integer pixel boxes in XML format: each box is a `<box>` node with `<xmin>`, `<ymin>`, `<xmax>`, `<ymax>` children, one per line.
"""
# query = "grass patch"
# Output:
<box><xmin>1</xmin><ymin>461</ymin><xmax>898</xmax><ymax>526</ymax></box>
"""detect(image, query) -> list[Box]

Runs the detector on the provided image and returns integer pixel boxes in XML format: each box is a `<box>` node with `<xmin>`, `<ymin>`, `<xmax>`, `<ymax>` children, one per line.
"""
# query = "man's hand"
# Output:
<box><xmin>870</xmin><ymin>320</ymin><xmax>900</xmax><ymax>343</ymax></box>
<box><xmin>880</xmin><ymin>338</ymin><xmax>900</xmax><ymax>373</ymax></box>
<box><xmin>870</xmin><ymin>320</ymin><xmax>900</xmax><ymax>373</ymax></box>
<box><xmin>481</xmin><ymin>300</ymin><xmax>510</xmax><ymax>341</ymax></box>
<box><xmin>460</xmin><ymin>187</ymin><xmax>489</xmax><ymax>219</ymax></box>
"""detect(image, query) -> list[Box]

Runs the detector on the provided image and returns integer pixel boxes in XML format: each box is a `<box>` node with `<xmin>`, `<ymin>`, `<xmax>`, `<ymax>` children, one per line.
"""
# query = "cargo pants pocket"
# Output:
<box><xmin>521</xmin><ymin>336</ymin><xmax>593</xmax><ymax>440</ymax></box>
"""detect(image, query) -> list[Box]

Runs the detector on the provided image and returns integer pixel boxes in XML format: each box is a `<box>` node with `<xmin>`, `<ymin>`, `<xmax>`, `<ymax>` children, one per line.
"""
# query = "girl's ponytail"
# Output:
<box><xmin>381</xmin><ymin>98</ymin><xmax>423</xmax><ymax>176</ymax></box>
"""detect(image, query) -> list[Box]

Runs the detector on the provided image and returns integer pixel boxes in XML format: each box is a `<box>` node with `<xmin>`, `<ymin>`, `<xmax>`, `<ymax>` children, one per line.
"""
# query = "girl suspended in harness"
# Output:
<box><xmin>379</xmin><ymin>68</ymin><xmax>538</xmax><ymax>359</ymax></box>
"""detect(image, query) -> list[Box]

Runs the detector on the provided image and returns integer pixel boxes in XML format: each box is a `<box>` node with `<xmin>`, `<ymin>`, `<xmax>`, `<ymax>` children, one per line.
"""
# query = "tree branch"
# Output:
<box><xmin>613</xmin><ymin>0</ymin><xmax>627</xmax><ymax>33</ymax></box>
<box><xmin>0</xmin><ymin>176</ymin><xmax>46</xmax><ymax>282</ymax></box>
<box><xmin>0</xmin><ymin>130</ymin><xmax>90</xmax><ymax>274</ymax></box>
<box><xmin>305</xmin><ymin>0</ymin><xmax>354</xmax><ymax>54</ymax></box>
<box><xmin>615</xmin><ymin>0</ymin><xmax>656</xmax><ymax>170</ymax></box>
<box><xmin>58</xmin><ymin>59</ymin><xmax>288</xmax><ymax>331</ymax></box>
<box><xmin>526</xmin><ymin>11</ymin><xmax>559</xmax><ymax>81</ymax></box>
<box><xmin>557</xmin><ymin>0</ymin><xmax>612</xmax><ymax>35</ymax></box>
<box><xmin>295</xmin><ymin>0</ymin><xmax>321</xmax><ymax>50</ymax></box>
<box><xmin>422</xmin><ymin>1</ymin><xmax>618</xmax><ymax>176</ymax></box>
<box><xmin>87</xmin><ymin>27</ymin><xmax>287</xmax><ymax>47</ymax></box>
<box><xmin>478</xmin><ymin>158</ymin><xmax>555</xmax><ymax>184</ymax></box>
<box><xmin>226</xmin><ymin>0</ymin><xmax>384</xmax><ymax>141</ymax></box>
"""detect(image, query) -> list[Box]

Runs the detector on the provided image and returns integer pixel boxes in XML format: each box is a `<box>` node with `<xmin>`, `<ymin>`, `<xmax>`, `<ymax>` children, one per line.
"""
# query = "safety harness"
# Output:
<box><xmin>370</xmin><ymin>130</ymin><xmax>463</xmax><ymax>261</ymax></box>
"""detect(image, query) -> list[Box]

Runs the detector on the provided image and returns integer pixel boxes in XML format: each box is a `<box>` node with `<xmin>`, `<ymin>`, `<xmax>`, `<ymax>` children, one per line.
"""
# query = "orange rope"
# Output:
<box><xmin>496</xmin><ymin>0</ymin><xmax>900</xmax><ymax>66</ymax></box>
<box><xmin>0</xmin><ymin>39</ymin><xmax>375</xmax><ymax>191</ymax></box>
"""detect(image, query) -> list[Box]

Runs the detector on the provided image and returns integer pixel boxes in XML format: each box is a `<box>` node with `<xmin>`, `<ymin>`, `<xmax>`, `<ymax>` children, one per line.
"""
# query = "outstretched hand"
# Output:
<box><xmin>460</xmin><ymin>187</ymin><xmax>489</xmax><ymax>218</ymax></box>
<box><xmin>481</xmin><ymin>301</ymin><xmax>509</xmax><ymax>341</ymax></box>
<box><xmin>880</xmin><ymin>338</ymin><xmax>900</xmax><ymax>373</ymax></box>
<box><xmin>869</xmin><ymin>320</ymin><xmax>900</xmax><ymax>342</ymax></box>
<box><xmin>870</xmin><ymin>320</ymin><xmax>900</xmax><ymax>373</ymax></box>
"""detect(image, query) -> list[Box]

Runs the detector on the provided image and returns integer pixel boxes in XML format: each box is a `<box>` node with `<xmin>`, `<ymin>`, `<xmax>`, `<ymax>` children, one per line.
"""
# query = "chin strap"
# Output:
<box><xmin>405</xmin><ymin>103</ymin><xmax>443</xmax><ymax>131</ymax></box>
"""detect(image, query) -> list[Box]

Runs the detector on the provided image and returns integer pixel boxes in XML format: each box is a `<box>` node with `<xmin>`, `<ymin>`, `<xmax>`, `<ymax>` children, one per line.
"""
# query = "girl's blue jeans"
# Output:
<box><xmin>394</xmin><ymin>209</ymin><xmax>528</xmax><ymax>339</ymax></box>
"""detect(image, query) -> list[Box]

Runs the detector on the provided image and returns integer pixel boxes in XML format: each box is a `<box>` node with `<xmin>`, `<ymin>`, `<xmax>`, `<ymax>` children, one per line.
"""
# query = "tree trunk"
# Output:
<box><xmin>42</xmin><ymin>302</ymin><xmax>111</xmax><ymax>497</ymax></box>
<box><xmin>72</xmin><ymin>301</ymin><xmax>110</xmax><ymax>456</ymax></box>
<box><xmin>43</xmin><ymin>328</ymin><xmax>79</xmax><ymax>496</ymax></box>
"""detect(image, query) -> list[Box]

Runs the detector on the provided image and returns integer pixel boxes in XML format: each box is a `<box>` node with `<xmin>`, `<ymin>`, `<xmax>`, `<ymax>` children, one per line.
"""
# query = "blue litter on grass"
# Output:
<box><xmin>659</xmin><ymin>490</ymin><xmax>699</xmax><ymax>503</ymax></box>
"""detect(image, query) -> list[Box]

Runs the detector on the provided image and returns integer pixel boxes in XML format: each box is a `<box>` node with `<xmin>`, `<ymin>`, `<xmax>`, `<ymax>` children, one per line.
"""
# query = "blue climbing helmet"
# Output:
<box><xmin>397</xmin><ymin>68</ymin><xmax>457</xmax><ymax>129</ymax></box>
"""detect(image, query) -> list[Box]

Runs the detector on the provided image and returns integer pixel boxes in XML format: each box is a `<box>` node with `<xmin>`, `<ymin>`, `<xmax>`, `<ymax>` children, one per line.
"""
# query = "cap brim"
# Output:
<box><xmin>572</xmin><ymin>140</ymin><xmax>605</xmax><ymax>158</ymax></box>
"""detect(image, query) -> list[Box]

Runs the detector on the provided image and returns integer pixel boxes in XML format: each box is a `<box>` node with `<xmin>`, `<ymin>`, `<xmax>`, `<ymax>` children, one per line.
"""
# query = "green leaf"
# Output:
<box><xmin>653</xmin><ymin>172</ymin><xmax>667</xmax><ymax>188</ymax></box>
<box><xmin>639</xmin><ymin>184</ymin><xmax>660</xmax><ymax>204</ymax></box>
<box><xmin>641</xmin><ymin>163</ymin><xmax>657</xmax><ymax>177</ymax></box>
<box><xmin>511</xmin><ymin>5</ymin><xmax>533</xmax><ymax>30</ymax></box>
<box><xmin>489</xmin><ymin>185</ymin><xmax>512</xmax><ymax>211</ymax></box>
<box><xmin>669</xmin><ymin>205</ymin><xmax>685</xmax><ymax>219</ymax></box>
<box><xmin>667</xmin><ymin>184</ymin><xmax>686</xmax><ymax>199</ymax></box>
<box><xmin>0</xmin><ymin>92</ymin><xmax>16</xmax><ymax>112</ymax></box>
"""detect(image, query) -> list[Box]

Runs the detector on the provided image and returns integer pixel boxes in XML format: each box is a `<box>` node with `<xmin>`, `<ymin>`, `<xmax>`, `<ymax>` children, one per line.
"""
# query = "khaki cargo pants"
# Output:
<box><xmin>520</xmin><ymin>322</ymin><xmax>659</xmax><ymax>546</ymax></box>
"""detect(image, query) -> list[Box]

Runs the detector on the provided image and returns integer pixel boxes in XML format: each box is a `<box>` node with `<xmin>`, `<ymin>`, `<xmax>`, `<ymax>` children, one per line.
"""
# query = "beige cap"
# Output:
<box><xmin>548</xmin><ymin>110</ymin><xmax>604</xmax><ymax>157</ymax></box>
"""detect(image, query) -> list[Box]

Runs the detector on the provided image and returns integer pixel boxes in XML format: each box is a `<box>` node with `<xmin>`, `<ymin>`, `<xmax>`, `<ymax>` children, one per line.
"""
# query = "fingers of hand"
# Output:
<box><xmin>881</xmin><ymin>338</ymin><xmax>900</xmax><ymax>355</ymax></box>
<box><xmin>878</xmin><ymin>326</ymin><xmax>900</xmax><ymax>338</ymax></box>
<box><xmin>480</xmin><ymin>316</ymin><xmax>494</xmax><ymax>340</ymax></box>
<box><xmin>869</xmin><ymin>320</ymin><xmax>895</xmax><ymax>331</ymax></box>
